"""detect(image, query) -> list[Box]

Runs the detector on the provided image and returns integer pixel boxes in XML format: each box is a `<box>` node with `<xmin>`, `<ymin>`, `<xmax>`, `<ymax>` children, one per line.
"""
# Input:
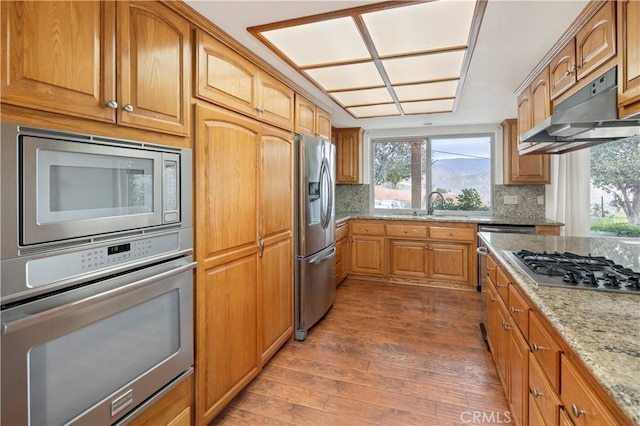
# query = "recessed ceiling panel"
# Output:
<box><xmin>383</xmin><ymin>51</ymin><xmax>466</xmax><ymax>84</ymax></box>
<box><xmin>362</xmin><ymin>1</ymin><xmax>477</xmax><ymax>56</ymax></box>
<box><xmin>348</xmin><ymin>104</ymin><xmax>400</xmax><ymax>118</ymax></box>
<box><xmin>394</xmin><ymin>80</ymin><xmax>460</xmax><ymax>102</ymax></box>
<box><xmin>304</xmin><ymin>62</ymin><xmax>384</xmax><ymax>91</ymax></box>
<box><xmin>402</xmin><ymin>99</ymin><xmax>455</xmax><ymax>114</ymax></box>
<box><xmin>260</xmin><ymin>17</ymin><xmax>370</xmax><ymax>66</ymax></box>
<box><xmin>330</xmin><ymin>87</ymin><xmax>393</xmax><ymax>106</ymax></box>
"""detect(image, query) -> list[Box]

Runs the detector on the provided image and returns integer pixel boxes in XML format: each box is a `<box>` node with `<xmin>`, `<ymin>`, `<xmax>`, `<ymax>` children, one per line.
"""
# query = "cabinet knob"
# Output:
<box><xmin>254</xmin><ymin>106</ymin><xmax>261</xmax><ymax>112</ymax></box>
<box><xmin>106</xmin><ymin>100</ymin><xmax>118</xmax><ymax>109</ymax></box>
<box><xmin>365</xmin><ymin>227</ymin><xmax>369</xmax><ymax>231</ymax></box>
<box><xmin>123</xmin><ymin>104</ymin><xmax>134</xmax><ymax>112</ymax></box>
<box><xmin>510</xmin><ymin>306</ymin><xmax>522</xmax><ymax>314</ymax></box>
<box><xmin>449</xmin><ymin>232</ymin><xmax>454</xmax><ymax>236</ymax></box>
<box><xmin>571</xmin><ymin>404</ymin><xmax>586</xmax><ymax>418</ymax></box>
<box><xmin>404</xmin><ymin>230</ymin><xmax>408</xmax><ymax>234</ymax></box>
<box><xmin>532</xmin><ymin>342</ymin><xmax>546</xmax><ymax>351</ymax></box>
<box><xmin>502</xmin><ymin>320</ymin><xmax>511</xmax><ymax>330</ymax></box>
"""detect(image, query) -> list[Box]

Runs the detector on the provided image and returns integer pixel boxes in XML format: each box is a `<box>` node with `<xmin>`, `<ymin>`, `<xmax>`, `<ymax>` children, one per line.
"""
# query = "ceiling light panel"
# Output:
<box><xmin>394</xmin><ymin>80</ymin><xmax>459</xmax><ymax>102</ymax></box>
<box><xmin>348</xmin><ymin>104</ymin><xmax>400</xmax><ymax>118</ymax></box>
<box><xmin>383</xmin><ymin>50</ymin><xmax>466</xmax><ymax>84</ymax></box>
<box><xmin>260</xmin><ymin>17</ymin><xmax>370</xmax><ymax>66</ymax></box>
<box><xmin>304</xmin><ymin>62</ymin><xmax>384</xmax><ymax>91</ymax></box>
<box><xmin>330</xmin><ymin>87</ymin><xmax>393</xmax><ymax>106</ymax></box>
<box><xmin>362</xmin><ymin>1</ymin><xmax>477</xmax><ymax>56</ymax></box>
<box><xmin>402</xmin><ymin>99</ymin><xmax>455</xmax><ymax>114</ymax></box>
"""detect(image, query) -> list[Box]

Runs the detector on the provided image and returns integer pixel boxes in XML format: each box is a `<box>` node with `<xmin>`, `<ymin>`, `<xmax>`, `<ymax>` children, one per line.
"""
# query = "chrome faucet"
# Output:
<box><xmin>427</xmin><ymin>191</ymin><xmax>444</xmax><ymax>215</ymax></box>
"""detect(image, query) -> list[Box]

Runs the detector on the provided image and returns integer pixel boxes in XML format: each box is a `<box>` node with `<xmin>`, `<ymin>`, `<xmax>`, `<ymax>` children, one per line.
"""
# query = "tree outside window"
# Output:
<box><xmin>372</xmin><ymin>135</ymin><xmax>492</xmax><ymax>213</ymax></box>
<box><xmin>590</xmin><ymin>139</ymin><xmax>640</xmax><ymax>237</ymax></box>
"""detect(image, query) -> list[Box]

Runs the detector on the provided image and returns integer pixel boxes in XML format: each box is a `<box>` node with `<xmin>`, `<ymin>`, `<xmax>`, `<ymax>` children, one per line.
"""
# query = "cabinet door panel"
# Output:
<box><xmin>1</xmin><ymin>1</ymin><xmax>115</xmax><ymax>121</ymax></box>
<box><xmin>618</xmin><ymin>0</ymin><xmax>640</xmax><ymax>116</ymax></box>
<box><xmin>550</xmin><ymin>40</ymin><xmax>577</xmax><ymax>99</ymax></box>
<box><xmin>576</xmin><ymin>1</ymin><xmax>616</xmax><ymax>80</ymax></box>
<box><xmin>389</xmin><ymin>240</ymin><xmax>428</xmax><ymax>278</ymax></box>
<box><xmin>294</xmin><ymin>95</ymin><xmax>316</xmax><ymax>137</ymax></box>
<box><xmin>336</xmin><ymin>128</ymin><xmax>361</xmax><ymax>183</ymax></box>
<box><xmin>117</xmin><ymin>1</ymin><xmax>190</xmax><ymax>135</ymax></box>
<box><xmin>517</xmin><ymin>88</ymin><xmax>531</xmax><ymax>137</ymax></box>
<box><xmin>530</xmin><ymin>67</ymin><xmax>551</xmax><ymax>129</ymax></box>
<box><xmin>316</xmin><ymin>107</ymin><xmax>332</xmax><ymax>140</ymax></box>
<box><xmin>502</xmin><ymin>118</ymin><xmax>550</xmax><ymax>184</ymax></box>
<box><xmin>351</xmin><ymin>236</ymin><xmax>384</xmax><ymax>275</ymax></box>
<box><xmin>258</xmin><ymin>72</ymin><xmax>294</xmax><ymax>131</ymax></box>
<box><xmin>509</xmin><ymin>325</ymin><xmax>529</xmax><ymax>426</ymax></box>
<box><xmin>428</xmin><ymin>243</ymin><xmax>468</xmax><ymax>282</ymax></box>
<box><xmin>261</xmin><ymin>128</ymin><xmax>293</xmax><ymax>237</ymax></box>
<box><xmin>197</xmin><ymin>31</ymin><xmax>258</xmax><ymax>117</ymax></box>
<box><xmin>196</xmin><ymin>105</ymin><xmax>260</xmax><ymax>265</ymax></box>
<box><xmin>260</xmin><ymin>238</ymin><xmax>293</xmax><ymax>363</ymax></box>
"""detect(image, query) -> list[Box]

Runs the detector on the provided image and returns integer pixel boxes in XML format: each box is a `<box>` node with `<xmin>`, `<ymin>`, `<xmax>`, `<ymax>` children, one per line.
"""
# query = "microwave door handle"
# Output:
<box><xmin>1</xmin><ymin>262</ymin><xmax>197</xmax><ymax>335</ymax></box>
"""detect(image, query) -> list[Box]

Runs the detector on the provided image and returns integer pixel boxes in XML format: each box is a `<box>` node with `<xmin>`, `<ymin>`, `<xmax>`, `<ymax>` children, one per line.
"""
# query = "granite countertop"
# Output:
<box><xmin>335</xmin><ymin>212</ymin><xmax>563</xmax><ymax>227</ymax></box>
<box><xmin>478</xmin><ymin>232</ymin><xmax>640</xmax><ymax>425</ymax></box>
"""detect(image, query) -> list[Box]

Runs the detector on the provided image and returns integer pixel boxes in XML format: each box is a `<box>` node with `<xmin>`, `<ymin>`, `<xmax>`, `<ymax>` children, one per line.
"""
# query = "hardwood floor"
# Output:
<box><xmin>211</xmin><ymin>278</ymin><xmax>510</xmax><ymax>425</ymax></box>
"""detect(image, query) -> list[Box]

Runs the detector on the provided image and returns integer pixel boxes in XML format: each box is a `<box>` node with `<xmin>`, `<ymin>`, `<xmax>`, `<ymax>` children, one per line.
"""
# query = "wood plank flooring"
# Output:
<box><xmin>211</xmin><ymin>278</ymin><xmax>510</xmax><ymax>425</ymax></box>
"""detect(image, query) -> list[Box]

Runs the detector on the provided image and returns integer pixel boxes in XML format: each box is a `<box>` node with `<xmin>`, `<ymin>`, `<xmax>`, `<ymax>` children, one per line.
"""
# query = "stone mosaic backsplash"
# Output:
<box><xmin>493</xmin><ymin>184</ymin><xmax>545</xmax><ymax>219</ymax></box>
<box><xmin>335</xmin><ymin>184</ymin><xmax>369</xmax><ymax>213</ymax></box>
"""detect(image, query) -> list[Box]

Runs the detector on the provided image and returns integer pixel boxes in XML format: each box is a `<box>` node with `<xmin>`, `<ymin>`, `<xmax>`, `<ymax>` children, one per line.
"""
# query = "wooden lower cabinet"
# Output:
<box><xmin>529</xmin><ymin>353</ymin><xmax>562</xmax><ymax>426</ymax></box>
<box><xmin>335</xmin><ymin>222</ymin><xmax>349</xmax><ymax>286</ymax></box>
<box><xmin>509</xmin><ymin>323</ymin><xmax>529</xmax><ymax>426</ymax></box>
<box><xmin>495</xmin><ymin>301</ymin><xmax>511</xmax><ymax>391</ymax></box>
<box><xmin>350</xmin><ymin>236</ymin><xmax>385</xmax><ymax>276</ymax></box>
<box><xmin>428</xmin><ymin>242</ymin><xmax>469</xmax><ymax>282</ymax></box>
<box><xmin>388</xmin><ymin>240</ymin><xmax>429</xmax><ymax>278</ymax></box>
<box><xmin>195</xmin><ymin>104</ymin><xmax>293</xmax><ymax>423</ymax></box>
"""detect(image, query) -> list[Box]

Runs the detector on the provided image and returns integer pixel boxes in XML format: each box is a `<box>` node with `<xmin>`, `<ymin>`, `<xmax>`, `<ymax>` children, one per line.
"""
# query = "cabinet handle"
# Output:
<box><xmin>510</xmin><ymin>306</ymin><xmax>523</xmax><ymax>314</ymax></box>
<box><xmin>502</xmin><ymin>320</ymin><xmax>511</xmax><ymax>330</ymax></box>
<box><xmin>123</xmin><ymin>104</ymin><xmax>134</xmax><ymax>112</ymax></box>
<box><xmin>530</xmin><ymin>389</ymin><xmax>543</xmax><ymax>398</ymax></box>
<box><xmin>490</xmin><ymin>296</ymin><xmax>496</xmax><ymax>302</ymax></box>
<box><xmin>259</xmin><ymin>107</ymin><xmax>265</xmax><ymax>113</ymax></box>
<box><xmin>258</xmin><ymin>237</ymin><xmax>265</xmax><ymax>258</ymax></box>
<box><xmin>571</xmin><ymin>404</ymin><xmax>586</xmax><ymax>418</ymax></box>
<box><xmin>532</xmin><ymin>342</ymin><xmax>546</xmax><ymax>351</ymax></box>
<box><xmin>487</xmin><ymin>266</ymin><xmax>496</xmax><ymax>271</ymax></box>
<box><xmin>106</xmin><ymin>100</ymin><xmax>118</xmax><ymax>109</ymax></box>
<box><xmin>496</xmin><ymin>282</ymin><xmax>504</xmax><ymax>288</ymax></box>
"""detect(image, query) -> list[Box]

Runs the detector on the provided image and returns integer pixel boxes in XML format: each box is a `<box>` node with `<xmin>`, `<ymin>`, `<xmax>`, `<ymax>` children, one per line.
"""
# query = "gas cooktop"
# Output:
<box><xmin>503</xmin><ymin>250</ymin><xmax>640</xmax><ymax>294</ymax></box>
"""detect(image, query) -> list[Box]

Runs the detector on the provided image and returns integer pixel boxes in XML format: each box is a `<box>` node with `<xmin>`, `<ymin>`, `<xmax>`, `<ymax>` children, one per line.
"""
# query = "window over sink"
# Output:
<box><xmin>371</xmin><ymin>134</ymin><xmax>493</xmax><ymax>214</ymax></box>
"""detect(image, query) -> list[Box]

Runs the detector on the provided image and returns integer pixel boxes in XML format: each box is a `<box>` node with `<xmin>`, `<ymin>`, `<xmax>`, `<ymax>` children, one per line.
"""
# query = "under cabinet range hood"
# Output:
<box><xmin>519</xmin><ymin>66</ymin><xmax>640</xmax><ymax>154</ymax></box>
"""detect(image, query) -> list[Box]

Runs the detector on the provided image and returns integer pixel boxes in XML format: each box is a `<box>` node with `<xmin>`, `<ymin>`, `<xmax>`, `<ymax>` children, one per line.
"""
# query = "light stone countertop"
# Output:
<box><xmin>335</xmin><ymin>212</ymin><xmax>564</xmax><ymax>227</ymax></box>
<box><xmin>478</xmin><ymin>232</ymin><xmax>640</xmax><ymax>425</ymax></box>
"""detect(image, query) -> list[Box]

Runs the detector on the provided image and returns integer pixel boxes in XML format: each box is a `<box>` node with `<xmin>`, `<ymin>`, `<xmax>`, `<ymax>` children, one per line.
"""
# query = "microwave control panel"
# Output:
<box><xmin>26</xmin><ymin>233</ymin><xmax>180</xmax><ymax>287</ymax></box>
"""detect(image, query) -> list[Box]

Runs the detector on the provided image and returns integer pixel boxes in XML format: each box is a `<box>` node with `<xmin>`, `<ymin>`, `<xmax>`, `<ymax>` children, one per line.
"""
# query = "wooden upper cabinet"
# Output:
<box><xmin>575</xmin><ymin>1</ymin><xmax>616</xmax><ymax>80</ymax></box>
<box><xmin>117</xmin><ymin>1</ymin><xmax>191</xmax><ymax>135</ymax></box>
<box><xmin>550</xmin><ymin>40</ymin><xmax>577</xmax><ymax>100</ymax></box>
<box><xmin>517</xmin><ymin>88</ymin><xmax>532</xmax><ymax>138</ymax></box>
<box><xmin>197</xmin><ymin>30</ymin><xmax>293</xmax><ymax>131</ymax></box>
<box><xmin>1</xmin><ymin>0</ymin><xmax>191</xmax><ymax>136</ymax></box>
<box><xmin>617</xmin><ymin>0</ymin><xmax>640</xmax><ymax>118</ymax></box>
<box><xmin>335</xmin><ymin>127</ymin><xmax>363</xmax><ymax>184</ymax></box>
<box><xmin>502</xmin><ymin>118</ymin><xmax>550</xmax><ymax>185</ymax></box>
<box><xmin>294</xmin><ymin>94</ymin><xmax>332</xmax><ymax>140</ymax></box>
<box><xmin>530</xmin><ymin>67</ymin><xmax>551</xmax><ymax>130</ymax></box>
<box><xmin>1</xmin><ymin>1</ymin><xmax>116</xmax><ymax>122</ymax></box>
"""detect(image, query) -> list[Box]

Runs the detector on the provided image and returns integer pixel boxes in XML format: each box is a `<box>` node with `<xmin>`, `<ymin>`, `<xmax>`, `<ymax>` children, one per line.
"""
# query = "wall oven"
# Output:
<box><xmin>1</xmin><ymin>123</ymin><xmax>195</xmax><ymax>425</ymax></box>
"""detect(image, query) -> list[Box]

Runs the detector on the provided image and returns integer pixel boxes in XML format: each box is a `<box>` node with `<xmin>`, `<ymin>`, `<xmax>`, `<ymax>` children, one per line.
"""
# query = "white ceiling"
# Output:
<box><xmin>184</xmin><ymin>0</ymin><xmax>588</xmax><ymax>130</ymax></box>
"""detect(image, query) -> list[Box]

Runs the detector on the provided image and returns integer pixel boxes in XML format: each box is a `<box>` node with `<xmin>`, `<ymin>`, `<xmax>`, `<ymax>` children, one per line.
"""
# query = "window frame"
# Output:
<box><xmin>369</xmin><ymin>132</ymin><xmax>494</xmax><ymax>215</ymax></box>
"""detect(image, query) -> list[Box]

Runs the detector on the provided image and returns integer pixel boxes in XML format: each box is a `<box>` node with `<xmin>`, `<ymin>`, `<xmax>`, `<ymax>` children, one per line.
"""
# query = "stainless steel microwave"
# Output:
<box><xmin>1</xmin><ymin>123</ymin><xmax>192</xmax><ymax>253</ymax></box>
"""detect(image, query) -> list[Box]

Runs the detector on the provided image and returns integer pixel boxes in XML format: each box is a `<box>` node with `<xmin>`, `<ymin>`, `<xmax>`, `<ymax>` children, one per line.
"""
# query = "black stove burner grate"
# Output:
<box><xmin>512</xmin><ymin>250</ymin><xmax>640</xmax><ymax>293</ymax></box>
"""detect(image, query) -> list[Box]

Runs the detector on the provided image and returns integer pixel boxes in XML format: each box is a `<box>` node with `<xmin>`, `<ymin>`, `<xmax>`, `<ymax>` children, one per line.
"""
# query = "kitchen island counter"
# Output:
<box><xmin>479</xmin><ymin>232</ymin><xmax>640</xmax><ymax>425</ymax></box>
<box><xmin>336</xmin><ymin>212</ymin><xmax>563</xmax><ymax>227</ymax></box>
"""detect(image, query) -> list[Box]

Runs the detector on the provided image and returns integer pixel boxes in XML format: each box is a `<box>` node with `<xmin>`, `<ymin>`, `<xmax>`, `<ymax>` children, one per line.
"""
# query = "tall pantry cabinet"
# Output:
<box><xmin>194</xmin><ymin>104</ymin><xmax>293</xmax><ymax>423</ymax></box>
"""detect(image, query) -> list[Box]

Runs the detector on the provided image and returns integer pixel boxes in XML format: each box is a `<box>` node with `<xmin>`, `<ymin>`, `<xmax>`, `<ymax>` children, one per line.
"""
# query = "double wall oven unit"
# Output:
<box><xmin>0</xmin><ymin>123</ymin><xmax>195</xmax><ymax>425</ymax></box>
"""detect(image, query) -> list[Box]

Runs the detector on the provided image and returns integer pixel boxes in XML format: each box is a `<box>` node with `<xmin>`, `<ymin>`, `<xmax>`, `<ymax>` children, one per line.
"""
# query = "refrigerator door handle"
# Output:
<box><xmin>309</xmin><ymin>247</ymin><xmax>336</xmax><ymax>265</ymax></box>
<box><xmin>319</xmin><ymin>158</ymin><xmax>332</xmax><ymax>230</ymax></box>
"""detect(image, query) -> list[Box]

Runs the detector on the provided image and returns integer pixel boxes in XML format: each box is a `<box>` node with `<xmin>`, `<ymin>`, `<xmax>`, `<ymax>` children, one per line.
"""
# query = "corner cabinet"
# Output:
<box><xmin>1</xmin><ymin>0</ymin><xmax>191</xmax><ymax>136</ymax></box>
<box><xmin>617</xmin><ymin>0</ymin><xmax>640</xmax><ymax>118</ymax></box>
<box><xmin>195</xmin><ymin>104</ymin><xmax>293</xmax><ymax>424</ymax></box>
<box><xmin>502</xmin><ymin>119</ymin><xmax>550</xmax><ymax>184</ymax></box>
<box><xmin>196</xmin><ymin>30</ymin><xmax>294</xmax><ymax>131</ymax></box>
<box><xmin>335</xmin><ymin>127</ymin><xmax>364</xmax><ymax>184</ymax></box>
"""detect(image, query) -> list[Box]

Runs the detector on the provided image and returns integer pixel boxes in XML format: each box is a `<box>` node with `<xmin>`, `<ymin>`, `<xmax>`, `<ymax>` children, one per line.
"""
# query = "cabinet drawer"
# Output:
<box><xmin>487</xmin><ymin>255</ymin><xmax>498</xmax><ymax>284</ymax></box>
<box><xmin>529</xmin><ymin>312</ymin><xmax>562</xmax><ymax>392</ymax></box>
<box><xmin>495</xmin><ymin>267</ymin><xmax>510</xmax><ymax>303</ymax></box>
<box><xmin>429</xmin><ymin>226</ymin><xmax>475</xmax><ymax>242</ymax></box>
<box><xmin>529</xmin><ymin>353</ymin><xmax>561</xmax><ymax>426</ymax></box>
<box><xmin>561</xmin><ymin>354</ymin><xmax>618</xmax><ymax>426</ymax></box>
<box><xmin>336</xmin><ymin>223</ymin><xmax>349</xmax><ymax>241</ymax></box>
<box><xmin>351</xmin><ymin>221</ymin><xmax>385</xmax><ymax>236</ymax></box>
<box><xmin>386</xmin><ymin>224</ymin><xmax>427</xmax><ymax>238</ymax></box>
<box><xmin>508</xmin><ymin>284</ymin><xmax>530</xmax><ymax>339</ymax></box>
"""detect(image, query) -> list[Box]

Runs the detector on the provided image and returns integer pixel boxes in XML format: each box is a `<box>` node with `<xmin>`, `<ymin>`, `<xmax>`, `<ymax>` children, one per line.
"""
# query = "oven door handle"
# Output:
<box><xmin>1</xmin><ymin>261</ymin><xmax>197</xmax><ymax>335</ymax></box>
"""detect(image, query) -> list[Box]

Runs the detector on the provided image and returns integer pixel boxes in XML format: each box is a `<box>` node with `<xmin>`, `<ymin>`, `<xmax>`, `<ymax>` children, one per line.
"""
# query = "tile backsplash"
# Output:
<box><xmin>336</xmin><ymin>184</ymin><xmax>370</xmax><ymax>213</ymax></box>
<box><xmin>493</xmin><ymin>184</ymin><xmax>545</xmax><ymax>219</ymax></box>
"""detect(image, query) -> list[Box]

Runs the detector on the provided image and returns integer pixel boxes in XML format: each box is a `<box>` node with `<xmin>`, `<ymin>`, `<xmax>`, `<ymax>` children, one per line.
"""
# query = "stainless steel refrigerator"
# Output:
<box><xmin>294</xmin><ymin>134</ymin><xmax>336</xmax><ymax>340</ymax></box>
